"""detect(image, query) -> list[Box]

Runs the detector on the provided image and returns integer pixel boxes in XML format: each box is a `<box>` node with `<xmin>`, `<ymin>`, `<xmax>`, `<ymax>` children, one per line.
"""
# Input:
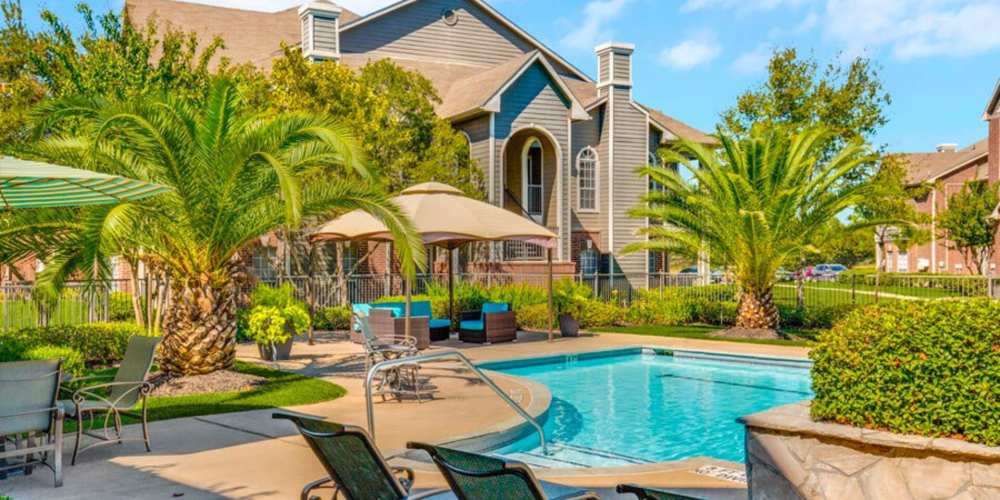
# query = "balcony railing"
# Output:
<box><xmin>502</xmin><ymin>240</ymin><xmax>545</xmax><ymax>261</ymax></box>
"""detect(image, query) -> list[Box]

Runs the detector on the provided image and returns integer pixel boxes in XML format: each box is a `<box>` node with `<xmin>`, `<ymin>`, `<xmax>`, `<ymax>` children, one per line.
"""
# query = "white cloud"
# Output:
<box><xmin>560</xmin><ymin>0</ymin><xmax>633</xmax><ymax>50</ymax></box>
<box><xmin>659</xmin><ymin>31</ymin><xmax>722</xmax><ymax>70</ymax></box>
<box><xmin>823</xmin><ymin>0</ymin><xmax>1000</xmax><ymax>59</ymax></box>
<box><xmin>173</xmin><ymin>0</ymin><xmax>396</xmax><ymax>14</ymax></box>
<box><xmin>681</xmin><ymin>0</ymin><xmax>811</xmax><ymax>13</ymax></box>
<box><xmin>731</xmin><ymin>43</ymin><xmax>772</xmax><ymax>74</ymax></box>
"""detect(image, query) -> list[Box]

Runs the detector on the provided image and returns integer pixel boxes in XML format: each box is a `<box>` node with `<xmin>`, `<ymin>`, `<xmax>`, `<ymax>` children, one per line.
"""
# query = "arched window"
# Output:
<box><xmin>577</xmin><ymin>147</ymin><xmax>598</xmax><ymax>211</ymax></box>
<box><xmin>522</xmin><ymin>139</ymin><xmax>544</xmax><ymax>221</ymax></box>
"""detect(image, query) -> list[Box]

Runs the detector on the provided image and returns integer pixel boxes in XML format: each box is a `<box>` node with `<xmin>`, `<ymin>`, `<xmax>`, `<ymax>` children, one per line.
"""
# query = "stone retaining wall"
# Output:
<box><xmin>741</xmin><ymin>402</ymin><xmax>1000</xmax><ymax>499</ymax></box>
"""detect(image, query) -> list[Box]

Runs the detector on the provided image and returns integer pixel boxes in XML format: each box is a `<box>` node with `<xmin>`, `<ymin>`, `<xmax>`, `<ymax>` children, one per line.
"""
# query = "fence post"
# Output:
<box><xmin>851</xmin><ymin>275</ymin><xmax>857</xmax><ymax>305</ymax></box>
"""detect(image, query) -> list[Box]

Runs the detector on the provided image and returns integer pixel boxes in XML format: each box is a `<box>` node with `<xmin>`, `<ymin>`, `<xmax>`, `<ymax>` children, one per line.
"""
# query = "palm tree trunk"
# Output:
<box><xmin>736</xmin><ymin>287</ymin><xmax>779</xmax><ymax>330</ymax></box>
<box><xmin>158</xmin><ymin>277</ymin><xmax>237</xmax><ymax>375</ymax></box>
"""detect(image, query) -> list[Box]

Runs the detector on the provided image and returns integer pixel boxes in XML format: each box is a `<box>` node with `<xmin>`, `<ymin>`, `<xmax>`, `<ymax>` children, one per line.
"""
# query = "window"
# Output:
<box><xmin>648</xmin><ymin>151</ymin><xmax>664</xmax><ymax>193</ymax></box>
<box><xmin>252</xmin><ymin>246</ymin><xmax>277</xmax><ymax>281</ymax></box>
<box><xmin>579</xmin><ymin>248</ymin><xmax>599</xmax><ymax>276</ymax></box>
<box><xmin>523</xmin><ymin>139</ymin><xmax>543</xmax><ymax>221</ymax></box>
<box><xmin>577</xmin><ymin>147</ymin><xmax>598</xmax><ymax>211</ymax></box>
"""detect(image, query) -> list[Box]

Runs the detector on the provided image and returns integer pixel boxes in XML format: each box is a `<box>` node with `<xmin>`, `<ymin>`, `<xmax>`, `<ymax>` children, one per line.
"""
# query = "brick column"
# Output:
<box><xmin>990</xmin><ymin>116</ymin><xmax>999</xmax><ymax>183</ymax></box>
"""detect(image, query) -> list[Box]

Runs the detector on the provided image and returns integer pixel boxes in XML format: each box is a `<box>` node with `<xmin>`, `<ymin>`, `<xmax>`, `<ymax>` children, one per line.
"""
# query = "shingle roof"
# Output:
<box><xmin>437</xmin><ymin>52</ymin><xmax>538</xmax><ymax>119</ymax></box>
<box><xmin>987</xmin><ymin>78</ymin><xmax>1000</xmax><ymax>118</ymax></box>
<box><xmin>640</xmin><ymin>105</ymin><xmax>718</xmax><ymax>146</ymax></box>
<box><xmin>125</xmin><ymin>0</ymin><xmax>360</xmax><ymax>70</ymax></box>
<box><xmin>901</xmin><ymin>138</ymin><xmax>989</xmax><ymax>185</ymax></box>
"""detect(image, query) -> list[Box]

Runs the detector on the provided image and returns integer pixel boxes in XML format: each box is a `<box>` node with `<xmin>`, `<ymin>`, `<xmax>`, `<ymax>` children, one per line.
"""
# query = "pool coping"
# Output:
<box><xmin>406</xmin><ymin>345</ymin><xmax>812</xmax><ymax>476</ymax></box>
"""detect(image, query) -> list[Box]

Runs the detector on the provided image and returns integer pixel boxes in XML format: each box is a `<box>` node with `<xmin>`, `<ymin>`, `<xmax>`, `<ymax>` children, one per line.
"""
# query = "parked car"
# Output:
<box><xmin>811</xmin><ymin>263</ymin><xmax>847</xmax><ymax>281</ymax></box>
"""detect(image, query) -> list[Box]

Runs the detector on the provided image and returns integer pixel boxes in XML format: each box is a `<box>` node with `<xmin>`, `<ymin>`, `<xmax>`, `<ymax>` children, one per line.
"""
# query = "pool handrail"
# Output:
<box><xmin>364</xmin><ymin>350</ymin><xmax>548</xmax><ymax>455</ymax></box>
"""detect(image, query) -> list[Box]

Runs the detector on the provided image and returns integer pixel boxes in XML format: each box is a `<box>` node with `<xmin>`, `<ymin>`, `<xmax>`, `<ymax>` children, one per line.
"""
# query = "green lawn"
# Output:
<box><xmin>594</xmin><ymin>324</ymin><xmax>816</xmax><ymax>347</ymax></box>
<box><xmin>66</xmin><ymin>360</ymin><xmax>345</xmax><ymax>430</ymax></box>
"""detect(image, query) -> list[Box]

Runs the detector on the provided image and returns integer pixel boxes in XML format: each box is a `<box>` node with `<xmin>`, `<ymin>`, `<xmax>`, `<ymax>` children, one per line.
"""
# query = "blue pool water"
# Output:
<box><xmin>482</xmin><ymin>350</ymin><xmax>811</xmax><ymax>468</ymax></box>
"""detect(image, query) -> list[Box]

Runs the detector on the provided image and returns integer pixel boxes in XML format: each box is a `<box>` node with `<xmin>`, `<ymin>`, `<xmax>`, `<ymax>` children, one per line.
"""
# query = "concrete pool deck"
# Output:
<box><xmin>1</xmin><ymin>331</ymin><xmax>809</xmax><ymax>499</ymax></box>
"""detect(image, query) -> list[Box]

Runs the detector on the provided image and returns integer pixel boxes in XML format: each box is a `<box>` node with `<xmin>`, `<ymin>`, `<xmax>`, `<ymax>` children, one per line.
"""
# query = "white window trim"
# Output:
<box><xmin>521</xmin><ymin>138</ymin><xmax>544</xmax><ymax>223</ymax></box>
<box><xmin>576</xmin><ymin>147</ymin><xmax>599</xmax><ymax>213</ymax></box>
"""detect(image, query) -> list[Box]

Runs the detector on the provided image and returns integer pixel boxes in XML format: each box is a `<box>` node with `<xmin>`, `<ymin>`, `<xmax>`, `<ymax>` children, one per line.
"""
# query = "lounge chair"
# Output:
<box><xmin>407</xmin><ymin>442</ymin><xmax>598</xmax><ymax>500</ymax></box>
<box><xmin>60</xmin><ymin>335</ymin><xmax>160</xmax><ymax>465</ymax></box>
<box><xmin>272</xmin><ymin>412</ymin><xmax>448</xmax><ymax>500</ymax></box>
<box><xmin>616</xmin><ymin>484</ymin><xmax>702</xmax><ymax>499</ymax></box>
<box><xmin>0</xmin><ymin>359</ymin><xmax>64</xmax><ymax>487</ymax></box>
<box><xmin>459</xmin><ymin>302</ymin><xmax>516</xmax><ymax>344</ymax></box>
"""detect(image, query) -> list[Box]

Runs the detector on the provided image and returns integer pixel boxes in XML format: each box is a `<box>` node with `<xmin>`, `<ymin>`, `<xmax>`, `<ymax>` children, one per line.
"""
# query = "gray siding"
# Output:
<box><xmin>613</xmin><ymin>53</ymin><xmax>630</xmax><ymax>83</ymax></box>
<box><xmin>610</xmin><ymin>87</ymin><xmax>648</xmax><ymax>276</ymax></box>
<box><xmin>455</xmin><ymin>114</ymin><xmax>491</xmax><ymax>190</ymax></box>
<box><xmin>494</xmin><ymin>62</ymin><xmax>572</xmax><ymax>259</ymax></box>
<box><xmin>313</xmin><ymin>15</ymin><xmax>339</xmax><ymax>54</ymax></box>
<box><xmin>301</xmin><ymin>17</ymin><xmax>312</xmax><ymax>52</ymax></box>
<box><xmin>342</xmin><ymin>0</ymin><xmax>579</xmax><ymax>76</ymax></box>
<box><xmin>598</xmin><ymin>55</ymin><xmax>610</xmax><ymax>84</ymax></box>
<box><xmin>570</xmin><ymin>111</ymin><xmax>603</xmax><ymax>238</ymax></box>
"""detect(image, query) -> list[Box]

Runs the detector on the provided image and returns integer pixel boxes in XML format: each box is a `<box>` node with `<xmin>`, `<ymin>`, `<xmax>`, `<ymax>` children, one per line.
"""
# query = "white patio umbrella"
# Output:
<box><xmin>312</xmin><ymin>182</ymin><xmax>560</xmax><ymax>341</ymax></box>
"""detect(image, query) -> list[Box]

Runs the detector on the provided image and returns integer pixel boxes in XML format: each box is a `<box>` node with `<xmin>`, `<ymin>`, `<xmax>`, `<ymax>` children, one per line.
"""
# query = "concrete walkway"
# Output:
<box><xmin>1</xmin><ymin>331</ymin><xmax>808</xmax><ymax>499</ymax></box>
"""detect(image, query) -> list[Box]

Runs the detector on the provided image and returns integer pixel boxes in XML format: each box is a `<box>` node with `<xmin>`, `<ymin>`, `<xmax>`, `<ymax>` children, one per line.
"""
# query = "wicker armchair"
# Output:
<box><xmin>368</xmin><ymin>308</ymin><xmax>431</xmax><ymax>349</ymax></box>
<box><xmin>458</xmin><ymin>302</ymin><xmax>516</xmax><ymax>344</ymax></box>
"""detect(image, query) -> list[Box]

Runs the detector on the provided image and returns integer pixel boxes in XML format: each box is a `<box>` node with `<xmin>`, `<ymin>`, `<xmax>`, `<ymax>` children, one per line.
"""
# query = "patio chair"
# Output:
<box><xmin>407</xmin><ymin>442</ymin><xmax>598</xmax><ymax>500</ymax></box>
<box><xmin>369</xmin><ymin>305</ymin><xmax>432</xmax><ymax>349</ymax></box>
<box><xmin>272</xmin><ymin>412</ymin><xmax>448</xmax><ymax>500</ymax></box>
<box><xmin>458</xmin><ymin>302</ymin><xmax>516</xmax><ymax>344</ymax></box>
<box><xmin>616</xmin><ymin>484</ymin><xmax>702</xmax><ymax>500</ymax></box>
<box><xmin>60</xmin><ymin>335</ymin><xmax>160</xmax><ymax>465</ymax></box>
<box><xmin>0</xmin><ymin>360</ymin><xmax>64</xmax><ymax>487</ymax></box>
<box><xmin>356</xmin><ymin>314</ymin><xmax>431</xmax><ymax>403</ymax></box>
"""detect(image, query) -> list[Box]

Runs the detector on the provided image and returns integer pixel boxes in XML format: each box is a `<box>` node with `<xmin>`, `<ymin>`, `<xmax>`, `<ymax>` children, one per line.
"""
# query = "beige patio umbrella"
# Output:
<box><xmin>312</xmin><ymin>182</ymin><xmax>560</xmax><ymax>341</ymax></box>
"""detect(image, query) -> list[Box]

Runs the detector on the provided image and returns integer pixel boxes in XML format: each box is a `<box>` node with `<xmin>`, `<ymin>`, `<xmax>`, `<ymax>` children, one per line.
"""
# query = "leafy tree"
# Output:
<box><xmin>4</xmin><ymin>79</ymin><xmax>422</xmax><ymax>375</ymax></box>
<box><xmin>815</xmin><ymin>220</ymin><xmax>875</xmax><ymax>268</ymax></box>
<box><xmin>850</xmin><ymin>155</ymin><xmax>930</xmax><ymax>279</ymax></box>
<box><xmin>628</xmin><ymin>128</ymin><xmax>872</xmax><ymax>330</ymax></box>
<box><xmin>938</xmin><ymin>180</ymin><xmax>999</xmax><ymax>275</ymax></box>
<box><xmin>722</xmin><ymin>48</ymin><xmax>890</xmax><ymax>170</ymax></box>
<box><xmin>258</xmin><ymin>49</ymin><xmax>483</xmax><ymax>195</ymax></box>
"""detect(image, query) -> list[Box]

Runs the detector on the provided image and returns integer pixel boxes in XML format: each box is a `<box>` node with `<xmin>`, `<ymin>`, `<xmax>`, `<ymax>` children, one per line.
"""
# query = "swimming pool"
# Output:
<box><xmin>480</xmin><ymin>349</ymin><xmax>811</xmax><ymax>468</ymax></box>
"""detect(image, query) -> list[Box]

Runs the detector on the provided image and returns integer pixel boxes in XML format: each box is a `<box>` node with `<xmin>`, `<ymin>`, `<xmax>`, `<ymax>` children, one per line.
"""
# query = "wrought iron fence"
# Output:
<box><xmin>2</xmin><ymin>272</ymin><xmax>997</xmax><ymax>331</ymax></box>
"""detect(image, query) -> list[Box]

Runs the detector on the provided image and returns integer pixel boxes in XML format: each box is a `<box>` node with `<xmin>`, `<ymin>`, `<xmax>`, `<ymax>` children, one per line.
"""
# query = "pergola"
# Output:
<box><xmin>312</xmin><ymin>182</ymin><xmax>560</xmax><ymax>341</ymax></box>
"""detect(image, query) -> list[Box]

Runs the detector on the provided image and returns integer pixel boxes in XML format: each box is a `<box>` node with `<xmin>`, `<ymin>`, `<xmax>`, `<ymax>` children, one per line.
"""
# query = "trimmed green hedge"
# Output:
<box><xmin>0</xmin><ymin>322</ymin><xmax>146</xmax><ymax>365</ymax></box>
<box><xmin>810</xmin><ymin>299</ymin><xmax>1000</xmax><ymax>446</ymax></box>
<box><xmin>23</xmin><ymin>345</ymin><xmax>86</xmax><ymax>377</ymax></box>
<box><xmin>313</xmin><ymin>306</ymin><xmax>351</xmax><ymax>331</ymax></box>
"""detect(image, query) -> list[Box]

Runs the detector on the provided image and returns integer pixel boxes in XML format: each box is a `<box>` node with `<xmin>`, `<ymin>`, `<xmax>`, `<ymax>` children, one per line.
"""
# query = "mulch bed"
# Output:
<box><xmin>150</xmin><ymin>370</ymin><xmax>267</xmax><ymax>397</ymax></box>
<box><xmin>709</xmin><ymin>327</ymin><xmax>787</xmax><ymax>340</ymax></box>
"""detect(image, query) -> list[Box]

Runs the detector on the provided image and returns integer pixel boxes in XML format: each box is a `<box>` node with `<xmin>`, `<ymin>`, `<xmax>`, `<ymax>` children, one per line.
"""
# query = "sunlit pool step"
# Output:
<box><xmin>502</xmin><ymin>442</ymin><xmax>653</xmax><ymax>469</ymax></box>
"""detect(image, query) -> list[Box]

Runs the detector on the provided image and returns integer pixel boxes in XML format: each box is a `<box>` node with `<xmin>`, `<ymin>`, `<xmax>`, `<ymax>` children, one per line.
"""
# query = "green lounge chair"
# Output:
<box><xmin>407</xmin><ymin>442</ymin><xmax>598</xmax><ymax>500</ymax></box>
<box><xmin>273</xmin><ymin>412</ymin><xmax>448</xmax><ymax>500</ymax></box>
<box><xmin>616</xmin><ymin>484</ymin><xmax>702</xmax><ymax>499</ymax></box>
<box><xmin>60</xmin><ymin>335</ymin><xmax>160</xmax><ymax>465</ymax></box>
<box><xmin>0</xmin><ymin>359</ymin><xmax>64</xmax><ymax>487</ymax></box>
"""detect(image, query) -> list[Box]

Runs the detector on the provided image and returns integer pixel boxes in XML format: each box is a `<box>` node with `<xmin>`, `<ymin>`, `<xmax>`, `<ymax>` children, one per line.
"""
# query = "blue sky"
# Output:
<box><xmin>21</xmin><ymin>0</ymin><xmax>1000</xmax><ymax>152</ymax></box>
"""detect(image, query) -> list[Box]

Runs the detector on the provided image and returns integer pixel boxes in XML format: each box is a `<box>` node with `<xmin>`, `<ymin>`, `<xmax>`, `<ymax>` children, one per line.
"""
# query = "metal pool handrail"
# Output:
<box><xmin>364</xmin><ymin>350</ymin><xmax>548</xmax><ymax>454</ymax></box>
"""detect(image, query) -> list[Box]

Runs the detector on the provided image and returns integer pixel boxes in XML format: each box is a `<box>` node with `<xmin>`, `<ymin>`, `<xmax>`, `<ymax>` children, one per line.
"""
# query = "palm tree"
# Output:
<box><xmin>6</xmin><ymin>78</ymin><xmax>423</xmax><ymax>375</ymax></box>
<box><xmin>629</xmin><ymin>128</ymin><xmax>872</xmax><ymax>330</ymax></box>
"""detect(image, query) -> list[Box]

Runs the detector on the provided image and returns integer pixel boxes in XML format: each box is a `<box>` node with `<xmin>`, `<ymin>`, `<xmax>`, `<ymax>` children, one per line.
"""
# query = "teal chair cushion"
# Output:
<box><xmin>372</xmin><ymin>303</ymin><xmax>405</xmax><ymax>318</ymax></box>
<box><xmin>410</xmin><ymin>301</ymin><xmax>432</xmax><ymax>318</ymax></box>
<box><xmin>460</xmin><ymin>320</ymin><xmax>484</xmax><ymax>331</ymax></box>
<box><xmin>351</xmin><ymin>304</ymin><xmax>372</xmax><ymax>332</ymax></box>
<box><xmin>481</xmin><ymin>303</ymin><xmax>509</xmax><ymax>318</ymax></box>
<box><xmin>429</xmin><ymin>319</ymin><xmax>451</xmax><ymax>329</ymax></box>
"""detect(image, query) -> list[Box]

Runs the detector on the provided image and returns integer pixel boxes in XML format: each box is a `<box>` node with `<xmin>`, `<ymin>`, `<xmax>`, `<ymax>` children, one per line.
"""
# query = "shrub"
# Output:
<box><xmin>23</xmin><ymin>345</ymin><xmax>86</xmax><ymax>378</ymax></box>
<box><xmin>250</xmin><ymin>283</ymin><xmax>308</xmax><ymax>310</ymax></box>
<box><xmin>247</xmin><ymin>305</ymin><xmax>310</xmax><ymax>347</ymax></box>
<box><xmin>314</xmin><ymin>306</ymin><xmax>351</xmax><ymax>331</ymax></box>
<box><xmin>690</xmin><ymin>299</ymin><xmax>738</xmax><ymax>326</ymax></box>
<box><xmin>626</xmin><ymin>290</ymin><xmax>695</xmax><ymax>326</ymax></box>
<box><xmin>516</xmin><ymin>303</ymin><xmax>551</xmax><ymax>330</ymax></box>
<box><xmin>0</xmin><ymin>322</ymin><xmax>144</xmax><ymax>365</ymax></box>
<box><xmin>810</xmin><ymin>299</ymin><xmax>1000</xmax><ymax>446</ymax></box>
<box><xmin>108</xmin><ymin>291</ymin><xmax>137</xmax><ymax>321</ymax></box>
<box><xmin>579</xmin><ymin>299</ymin><xmax>625</xmax><ymax>328</ymax></box>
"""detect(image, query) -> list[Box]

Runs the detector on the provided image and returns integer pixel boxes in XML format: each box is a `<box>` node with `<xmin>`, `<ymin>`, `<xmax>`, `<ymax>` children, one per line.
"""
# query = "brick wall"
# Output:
<box><xmin>990</xmin><ymin>115</ymin><xmax>999</xmax><ymax>183</ymax></box>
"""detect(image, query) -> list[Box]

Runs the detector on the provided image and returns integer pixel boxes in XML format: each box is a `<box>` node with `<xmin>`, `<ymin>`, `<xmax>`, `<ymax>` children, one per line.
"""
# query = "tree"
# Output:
<box><xmin>258</xmin><ymin>49</ymin><xmax>483</xmax><ymax>195</ymax></box>
<box><xmin>628</xmin><ymin>128</ymin><xmax>872</xmax><ymax>330</ymax></box>
<box><xmin>938</xmin><ymin>180</ymin><xmax>999</xmax><ymax>275</ymax></box>
<box><xmin>850</xmin><ymin>155</ymin><xmax>930</xmax><ymax>280</ymax></box>
<box><xmin>721</xmin><ymin>48</ymin><xmax>890</xmax><ymax>173</ymax></box>
<box><xmin>815</xmin><ymin>220</ymin><xmax>875</xmax><ymax>268</ymax></box>
<box><xmin>6</xmin><ymin>79</ymin><xmax>423</xmax><ymax>375</ymax></box>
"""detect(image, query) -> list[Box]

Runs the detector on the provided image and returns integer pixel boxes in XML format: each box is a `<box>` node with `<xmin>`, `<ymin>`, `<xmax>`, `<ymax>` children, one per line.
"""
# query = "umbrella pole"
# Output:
<box><xmin>448</xmin><ymin>247</ymin><xmax>455</xmax><ymax>334</ymax></box>
<box><xmin>404</xmin><ymin>277</ymin><xmax>412</xmax><ymax>342</ymax></box>
<box><xmin>547</xmin><ymin>248</ymin><xmax>554</xmax><ymax>342</ymax></box>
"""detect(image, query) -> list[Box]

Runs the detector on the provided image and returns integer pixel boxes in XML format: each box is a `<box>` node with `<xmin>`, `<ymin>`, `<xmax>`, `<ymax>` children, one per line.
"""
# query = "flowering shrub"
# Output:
<box><xmin>247</xmin><ymin>305</ymin><xmax>310</xmax><ymax>347</ymax></box>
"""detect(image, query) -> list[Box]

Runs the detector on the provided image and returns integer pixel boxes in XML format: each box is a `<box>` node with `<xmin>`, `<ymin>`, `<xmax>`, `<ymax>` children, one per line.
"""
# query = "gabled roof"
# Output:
<box><xmin>125</xmin><ymin>0</ymin><xmax>360</xmax><ymax>70</ymax></box>
<box><xmin>986</xmin><ymin>78</ymin><xmax>1000</xmax><ymax>119</ymax></box>
<box><xmin>640</xmin><ymin>104</ymin><xmax>718</xmax><ymax>146</ymax></box>
<box><xmin>901</xmin><ymin>138</ymin><xmax>989</xmax><ymax>185</ymax></box>
<box><xmin>339</xmin><ymin>0</ymin><xmax>591</xmax><ymax>82</ymax></box>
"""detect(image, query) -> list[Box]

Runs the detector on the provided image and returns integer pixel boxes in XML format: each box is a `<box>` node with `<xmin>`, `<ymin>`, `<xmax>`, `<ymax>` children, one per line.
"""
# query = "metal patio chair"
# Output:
<box><xmin>407</xmin><ymin>442</ymin><xmax>598</xmax><ymax>500</ymax></box>
<box><xmin>0</xmin><ymin>359</ymin><xmax>64</xmax><ymax>487</ymax></box>
<box><xmin>60</xmin><ymin>335</ymin><xmax>160</xmax><ymax>465</ymax></box>
<box><xmin>273</xmin><ymin>412</ymin><xmax>448</xmax><ymax>500</ymax></box>
<box><xmin>616</xmin><ymin>484</ymin><xmax>702</xmax><ymax>500</ymax></box>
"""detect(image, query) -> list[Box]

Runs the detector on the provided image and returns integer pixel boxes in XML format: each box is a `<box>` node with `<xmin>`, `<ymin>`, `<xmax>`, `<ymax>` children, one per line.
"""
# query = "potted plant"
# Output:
<box><xmin>552</xmin><ymin>279</ymin><xmax>592</xmax><ymax>337</ymax></box>
<box><xmin>248</xmin><ymin>304</ymin><xmax>310</xmax><ymax>361</ymax></box>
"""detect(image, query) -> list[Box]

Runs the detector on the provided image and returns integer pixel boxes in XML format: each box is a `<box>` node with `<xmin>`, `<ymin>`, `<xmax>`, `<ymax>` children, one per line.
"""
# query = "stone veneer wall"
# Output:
<box><xmin>741</xmin><ymin>402</ymin><xmax>1000</xmax><ymax>500</ymax></box>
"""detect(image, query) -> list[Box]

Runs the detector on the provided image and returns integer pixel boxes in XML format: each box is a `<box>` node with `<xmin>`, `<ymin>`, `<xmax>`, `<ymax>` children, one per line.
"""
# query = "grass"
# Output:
<box><xmin>65</xmin><ymin>360</ymin><xmax>345</xmax><ymax>431</ymax></box>
<box><xmin>594</xmin><ymin>324</ymin><xmax>816</xmax><ymax>347</ymax></box>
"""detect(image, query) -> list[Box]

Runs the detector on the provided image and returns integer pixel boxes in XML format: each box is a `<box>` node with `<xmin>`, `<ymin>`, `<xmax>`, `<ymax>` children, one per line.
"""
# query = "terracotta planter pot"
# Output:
<box><xmin>258</xmin><ymin>337</ymin><xmax>294</xmax><ymax>361</ymax></box>
<box><xmin>559</xmin><ymin>314</ymin><xmax>580</xmax><ymax>337</ymax></box>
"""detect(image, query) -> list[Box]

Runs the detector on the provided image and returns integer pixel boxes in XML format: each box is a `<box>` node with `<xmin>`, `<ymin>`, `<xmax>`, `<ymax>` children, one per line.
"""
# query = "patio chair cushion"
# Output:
<box><xmin>373</xmin><ymin>302</ymin><xmax>406</xmax><ymax>318</ymax></box>
<box><xmin>459</xmin><ymin>320</ymin><xmax>484</xmax><ymax>331</ymax></box>
<box><xmin>429</xmin><ymin>319</ymin><xmax>451</xmax><ymax>330</ymax></box>
<box><xmin>481</xmin><ymin>303</ymin><xmax>509</xmax><ymax>317</ymax></box>
<box><xmin>410</xmin><ymin>301</ymin><xmax>433</xmax><ymax>318</ymax></box>
<box><xmin>351</xmin><ymin>303</ymin><xmax>372</xmax><ymax>332</ymax></box>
